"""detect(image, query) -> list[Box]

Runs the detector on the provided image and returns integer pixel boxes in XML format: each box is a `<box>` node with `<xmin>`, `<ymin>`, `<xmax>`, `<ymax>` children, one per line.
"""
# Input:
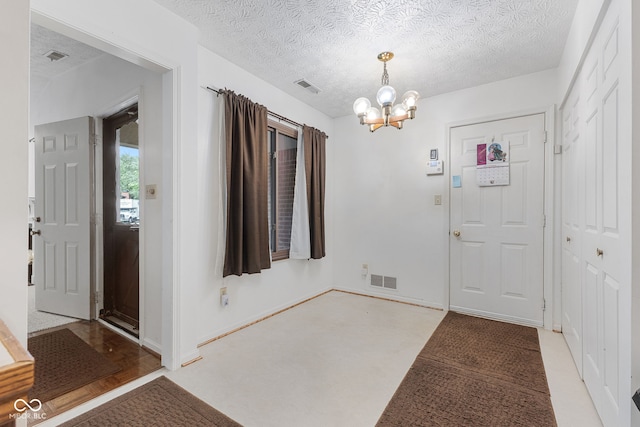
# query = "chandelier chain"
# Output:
<box><xmin>381</xmin><ymin>62</ymin><xmax>389</xmax><ymax>86</ymax></box>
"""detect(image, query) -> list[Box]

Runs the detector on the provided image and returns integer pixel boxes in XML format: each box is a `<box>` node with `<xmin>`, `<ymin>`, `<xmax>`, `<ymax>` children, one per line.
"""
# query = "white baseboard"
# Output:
<box><xmin>197</xmin><ymin>286</ymin><xmax>333</xmax><ymax>347</ymax></box>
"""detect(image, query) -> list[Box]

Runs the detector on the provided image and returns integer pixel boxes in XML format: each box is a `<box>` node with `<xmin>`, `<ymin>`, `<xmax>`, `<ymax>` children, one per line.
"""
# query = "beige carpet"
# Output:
<box><xmin>377</xmin><ymin>312</ymin><xmax>557</xmax><ymax>426</ymax></box>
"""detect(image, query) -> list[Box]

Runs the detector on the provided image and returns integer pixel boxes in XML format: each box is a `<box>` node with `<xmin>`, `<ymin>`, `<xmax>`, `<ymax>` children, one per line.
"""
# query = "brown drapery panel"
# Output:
<box><xmin>303</xmin><ymin>125</ymin><xmax>327</xmax><ymax>259</ymax></box>
<box><xmin>223</xmin><ymin>91</ymin><xmax>271</xmax><ymax>277</ymax></box>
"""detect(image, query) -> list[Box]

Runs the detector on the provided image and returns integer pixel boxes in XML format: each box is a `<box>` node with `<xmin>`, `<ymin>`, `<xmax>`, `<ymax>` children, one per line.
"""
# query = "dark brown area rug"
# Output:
<box><xmin>59</xmin><ymin>376</ymin><xmax>242</xmax><ymax>427</ymax></box>
<box><xmin>28</xmin><ymin>328</ymin><xmax>121</xmax><ymax>402</ymax></box>
<box><xmin>377</xmin><ymin>312</ymin><xmax>557</xmax><ymax>427</ymax></box>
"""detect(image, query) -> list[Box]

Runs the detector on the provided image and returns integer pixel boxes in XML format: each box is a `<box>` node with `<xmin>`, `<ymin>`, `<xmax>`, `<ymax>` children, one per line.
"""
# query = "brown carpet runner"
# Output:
<box><xmin>28</xmin><ymin>328</ymin><xmax>121</xmax><ymax>402</ymax></box>
<box><xmin>377</xmin><ymin>311</ymin><xmax>557</xmax><ymax>426</ymax></box>
<box><xmin>60</xmin><ymin>376</ymin><xmax>242</xmax><ymax>426</ymax></box>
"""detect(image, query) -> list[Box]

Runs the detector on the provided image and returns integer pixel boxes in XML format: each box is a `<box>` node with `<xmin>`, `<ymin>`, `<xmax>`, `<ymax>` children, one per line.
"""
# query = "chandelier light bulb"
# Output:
<box><xmin>353</xmin><ymin>97</ymin><xmax>371</xmax><ymax>115</ymax></box>
<box><xmin>376</xmin><ymin>85</ymin><xmax>396</xmax><ymax>107</ymax></box>
<box><xmin>366</xmin><ymin>106</ymin><xmax>382</xmax><ymax>120</ymax></box>
<box><xmin>402</xmin><ymin>90</ymin><xmax>420</xmax><ymax>108</ymax></box>
<box><xmin>391</xmin><ymin>104</ymin><xmax>407</xmax><ymax>117</ymax></box>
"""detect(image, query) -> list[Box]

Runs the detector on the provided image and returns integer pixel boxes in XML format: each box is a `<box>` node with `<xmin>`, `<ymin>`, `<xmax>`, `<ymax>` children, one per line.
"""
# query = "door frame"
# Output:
<box><xmin>444</xmin><ymin>105</ymin><xmax>557</xmax><ymax>330</ymax></box>
<box><xmin>30</xmin><ymin>11</ymin><xmax>180</xmax><ymax>368</ymax></box>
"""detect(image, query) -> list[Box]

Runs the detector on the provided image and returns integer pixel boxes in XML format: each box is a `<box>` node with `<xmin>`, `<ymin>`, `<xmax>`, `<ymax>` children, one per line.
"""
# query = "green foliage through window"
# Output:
<box><xmin>120</xmin><ymin>152</ymin><xmax>139</xmax><ymax>200</ymax></box>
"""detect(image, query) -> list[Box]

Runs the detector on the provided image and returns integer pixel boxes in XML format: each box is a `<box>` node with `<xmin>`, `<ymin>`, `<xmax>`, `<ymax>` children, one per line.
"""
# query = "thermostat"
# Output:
<box><xmin>427</xmin><ymin>159</ymin><xmax>444</xmax><ymax>175</ymax></box>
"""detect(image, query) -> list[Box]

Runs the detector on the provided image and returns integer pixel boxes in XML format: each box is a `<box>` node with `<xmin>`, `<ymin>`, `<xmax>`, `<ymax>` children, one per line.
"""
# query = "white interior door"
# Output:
<box><xmin>449</xmin><ymin>113</ymin><xmax>546</xmax><ymax>327</ymax></box>
<box><xmin>561</xmin><ymin>91</ymin><xmax>584</xmax><ymax>377</ymax></box>
<box><xmin>33</xmin><ymin>117</ymin><xmax>94</xmax><ymax>320</ymax></box>
<box><xmin>566</xmin><ymin>8</ymin><xmax>626</xmax><ymax>425</ymax></box>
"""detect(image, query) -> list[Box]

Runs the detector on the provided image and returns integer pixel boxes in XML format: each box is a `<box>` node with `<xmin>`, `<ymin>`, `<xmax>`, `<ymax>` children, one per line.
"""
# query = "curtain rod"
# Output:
<box><xmin>205</xmin><ymin>86</ymin><xmax>327</xmax><ymax>138</ymax></box>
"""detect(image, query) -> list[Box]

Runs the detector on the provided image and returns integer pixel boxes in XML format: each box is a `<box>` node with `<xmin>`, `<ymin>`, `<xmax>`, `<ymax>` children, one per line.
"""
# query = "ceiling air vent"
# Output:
<box><xmin>43</xmin><ymin>50</ymin><xmax>69</xmax><ymax>62</ymax></box>
<box><xmin>294</xmin><ymin>79</ymin><xmax>320</xmax><ymax>94</ymax></box>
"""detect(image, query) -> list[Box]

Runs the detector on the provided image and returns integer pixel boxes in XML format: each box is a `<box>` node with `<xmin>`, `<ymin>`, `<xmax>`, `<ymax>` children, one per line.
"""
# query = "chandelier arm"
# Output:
<box><xmin>389</xmin><ymin>113</ymin><xmax>409</xmax><ymax>122</ymax></box>
<box><xmin>361</xmin><ymin>117</ymin><xmax>385</xmax><ymax>125</ymax></box>
<box><xmin>370</xmin><ymin>123</ymin><xmax>384</xmax><ymax>132</ymax></box>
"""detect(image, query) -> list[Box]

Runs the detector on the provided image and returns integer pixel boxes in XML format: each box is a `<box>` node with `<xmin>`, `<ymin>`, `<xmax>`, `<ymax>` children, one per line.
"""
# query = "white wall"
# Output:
<box><xmin>195</xmin><ymin>46</ymin><xmax>334</xmax><ymax>344</ymax></box>
<box><xmin>557</xmin><ymin>0</ymin><xmax>610</xmax><ymax>103</ymax></box>
<box><xmin>31</xmin><ymin>0</ymin><xmax>199</xmax><ymax>369</ymax></box>
<box><xmin>332</xmin><ymin>69</ymin><xmax>558</xmax><ymax>311</ymax></box>
<box><xmin>30</xmin><ymin>53</ymin><xmax>164</xmax><ymax>353</ymax></box>
<box><xmin>0</xmin><ymin>1</ymin><xmax>29</xmax><ymax>347</ymax></box>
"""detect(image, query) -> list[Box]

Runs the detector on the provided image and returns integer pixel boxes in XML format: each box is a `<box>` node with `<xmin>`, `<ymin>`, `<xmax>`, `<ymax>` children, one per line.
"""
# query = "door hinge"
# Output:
<box><xmin>543</xmin><ymin>214</ymin><xmax>546</xmax><ymax>228</ymax></box>
<box><xmin>543</xmin><ymin>298</ymin><xmax>546</xmax><ymax>311</ymax></box>
<box><xmin>543</xmin><ymin>131</ymin><xmax>548</xmax><ymax>143</ymax></box>
<box><xmin>92</xmin><ymin>291</ymin><xmax>100</xmax><ymax>305</ymax></box>
<box><xmin>272</xmin><ymin>151</ymin><xmax>277</xmax><ymax>160</ymax></box>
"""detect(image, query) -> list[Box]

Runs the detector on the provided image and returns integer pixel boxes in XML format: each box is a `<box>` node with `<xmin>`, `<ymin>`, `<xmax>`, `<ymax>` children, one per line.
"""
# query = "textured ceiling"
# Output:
<box><xmin>30</xmin><ymin>24</ymin><xmax>105</xmax><ymax>97</ymax></box>
<box><xmin>30</xmin><ymin>2</ymin><xmax>579</xmax><ymax>118</ymax></box>
<box><xmin>152</xmin><ymin>0</ymin><xmax>578</xmax><ymax>118</ymax></box>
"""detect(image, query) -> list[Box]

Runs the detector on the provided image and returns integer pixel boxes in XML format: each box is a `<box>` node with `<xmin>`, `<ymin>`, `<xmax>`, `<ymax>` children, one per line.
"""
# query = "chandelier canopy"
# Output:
<box><xmin>353</xmin><ymin>52</ymin><xmax>420</xmax><ymax>132</ymax></box>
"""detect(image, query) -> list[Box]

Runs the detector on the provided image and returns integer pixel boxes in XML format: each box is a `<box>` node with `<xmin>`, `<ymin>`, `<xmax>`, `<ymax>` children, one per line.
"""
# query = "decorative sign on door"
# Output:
<box><xmin>476</xmin><ymin>140</ymin><xmax>509</xmax><ymax>186</ymax></box>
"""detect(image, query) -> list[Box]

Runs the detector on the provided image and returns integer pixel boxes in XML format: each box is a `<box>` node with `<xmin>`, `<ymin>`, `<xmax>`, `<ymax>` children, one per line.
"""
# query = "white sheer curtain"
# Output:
<box><xmin>215</xmin><ymin>94</ymin><xmax>227</xmax><ymax>278</ymax></box>
<box><xmin>289</xmin><ymin>127</ymin><xmax>311</xmax><ymax>259</ymax></box>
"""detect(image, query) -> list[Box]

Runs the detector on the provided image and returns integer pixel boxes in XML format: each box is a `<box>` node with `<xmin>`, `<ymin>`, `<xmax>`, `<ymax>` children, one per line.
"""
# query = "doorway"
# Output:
<box><xmin>448</xmin><ymin>113</ymin><xmax>546</xmax><ymax>327</ymax></box>
<box><xmin>101</xmin><ymin>105</ymin><xmax>140</xmax><ymax>337</ymax></box>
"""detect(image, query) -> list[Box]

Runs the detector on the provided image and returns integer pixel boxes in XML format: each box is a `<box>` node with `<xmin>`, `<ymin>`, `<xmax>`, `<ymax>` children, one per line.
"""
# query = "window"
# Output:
<box><xmin>267</xmin><ymin>121</ymin><xmax>298</xmax><ymax>261</ymax></box>
<box><xmin>116</xmin><ymin>120</ymin><xmax>140</xmax><ymax>225</ymax></box>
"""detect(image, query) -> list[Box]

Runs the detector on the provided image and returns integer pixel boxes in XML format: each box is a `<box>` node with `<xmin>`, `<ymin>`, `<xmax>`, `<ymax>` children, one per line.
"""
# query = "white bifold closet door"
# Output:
<box><xmin>560</xmin><ymin>1</ymin><xmax>631</xmax><ymax>425</ymax></box>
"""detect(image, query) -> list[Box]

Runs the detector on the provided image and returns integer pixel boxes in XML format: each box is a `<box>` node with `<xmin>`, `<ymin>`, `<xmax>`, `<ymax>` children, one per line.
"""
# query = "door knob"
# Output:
<box><xmin>453</xmin><ymin>230</ymin><xmax>461</xmax><ymax>237</ymax></box>
<box><xmin>596</xmin><ymin>248</ymin><xmax>603</xmax><ymax>257</ymax></box>
<box><xmin>566</xmin><ymin>236</ymin><xmax>571</xmax><ymax>242</ymax></box>
<box><xmin>31</xmin><ymin>229</ymin><xmax>41</xmax><ymax>236</ymax></box>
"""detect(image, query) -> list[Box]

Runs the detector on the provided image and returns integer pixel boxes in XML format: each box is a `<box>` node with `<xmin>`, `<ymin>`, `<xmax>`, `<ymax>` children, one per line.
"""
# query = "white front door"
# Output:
<box><xmin>33</xmin><ymin>117</ymin><xmax>95</xmax><ymax>320</ymax></box>
<box><xmin>449</xmin><ymin>113</ymin><xmax>546</xmax><ymax>327</ymax></box>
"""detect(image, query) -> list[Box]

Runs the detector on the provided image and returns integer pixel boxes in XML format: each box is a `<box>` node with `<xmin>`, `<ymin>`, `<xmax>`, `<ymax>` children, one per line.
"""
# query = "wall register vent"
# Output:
<box><xmin>371</xmin><ymin>274</ymin><xmax>397</xmax><ymax>290</ymax></box>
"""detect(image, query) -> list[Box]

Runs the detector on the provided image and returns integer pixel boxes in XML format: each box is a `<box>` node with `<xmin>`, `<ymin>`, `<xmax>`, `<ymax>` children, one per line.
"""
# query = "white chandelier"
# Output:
<box><xmin>353</xmin><ymin>52</ymin><xmax>420</xmax><ymax>132</ymax></box>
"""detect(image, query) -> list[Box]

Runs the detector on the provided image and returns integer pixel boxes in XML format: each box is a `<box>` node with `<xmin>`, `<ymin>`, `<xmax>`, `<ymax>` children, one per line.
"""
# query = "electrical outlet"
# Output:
<box><xmin>220</xmin><ymin>287</ymin><xmax>229</xmax><ymax>307</ymax></box>
<box><xmin>361</xmin><ymin>263</ymin><xmax>369</xmax><ymax>279</ymax></box>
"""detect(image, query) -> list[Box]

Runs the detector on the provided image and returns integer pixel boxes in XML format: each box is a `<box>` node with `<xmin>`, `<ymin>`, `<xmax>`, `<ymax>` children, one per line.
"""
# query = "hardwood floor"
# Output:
<box><xmin>27</xmin><ymin>321</ymin><xmax>161</xmax><ymax>425</ymax></box>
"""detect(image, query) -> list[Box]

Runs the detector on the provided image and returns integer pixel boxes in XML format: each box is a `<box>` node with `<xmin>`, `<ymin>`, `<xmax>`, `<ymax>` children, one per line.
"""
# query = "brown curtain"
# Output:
<box><xmin>223</xmin><ymin>91</ymin><xmax>270</xmax><ymax>277</ymax></box>
<box><xmin>303</xmin><ymin>125</ymin><xmax>327</xmax><ymax>259</ymax></box>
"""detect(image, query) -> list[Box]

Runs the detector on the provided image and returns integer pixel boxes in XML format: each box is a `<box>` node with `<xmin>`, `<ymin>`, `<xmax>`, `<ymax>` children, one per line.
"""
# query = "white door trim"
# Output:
<box><xmin>444</xmin><ymin>105</ymin><xmax>557</xmax><ymax>330</ymax></box>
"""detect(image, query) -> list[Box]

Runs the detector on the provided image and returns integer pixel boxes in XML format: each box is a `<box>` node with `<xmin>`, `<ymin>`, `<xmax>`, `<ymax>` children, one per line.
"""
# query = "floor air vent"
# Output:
<box><xmin>371</xmin><ymin>274</ymin><xmax>397</xmax><ymax>290</ymax></box>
